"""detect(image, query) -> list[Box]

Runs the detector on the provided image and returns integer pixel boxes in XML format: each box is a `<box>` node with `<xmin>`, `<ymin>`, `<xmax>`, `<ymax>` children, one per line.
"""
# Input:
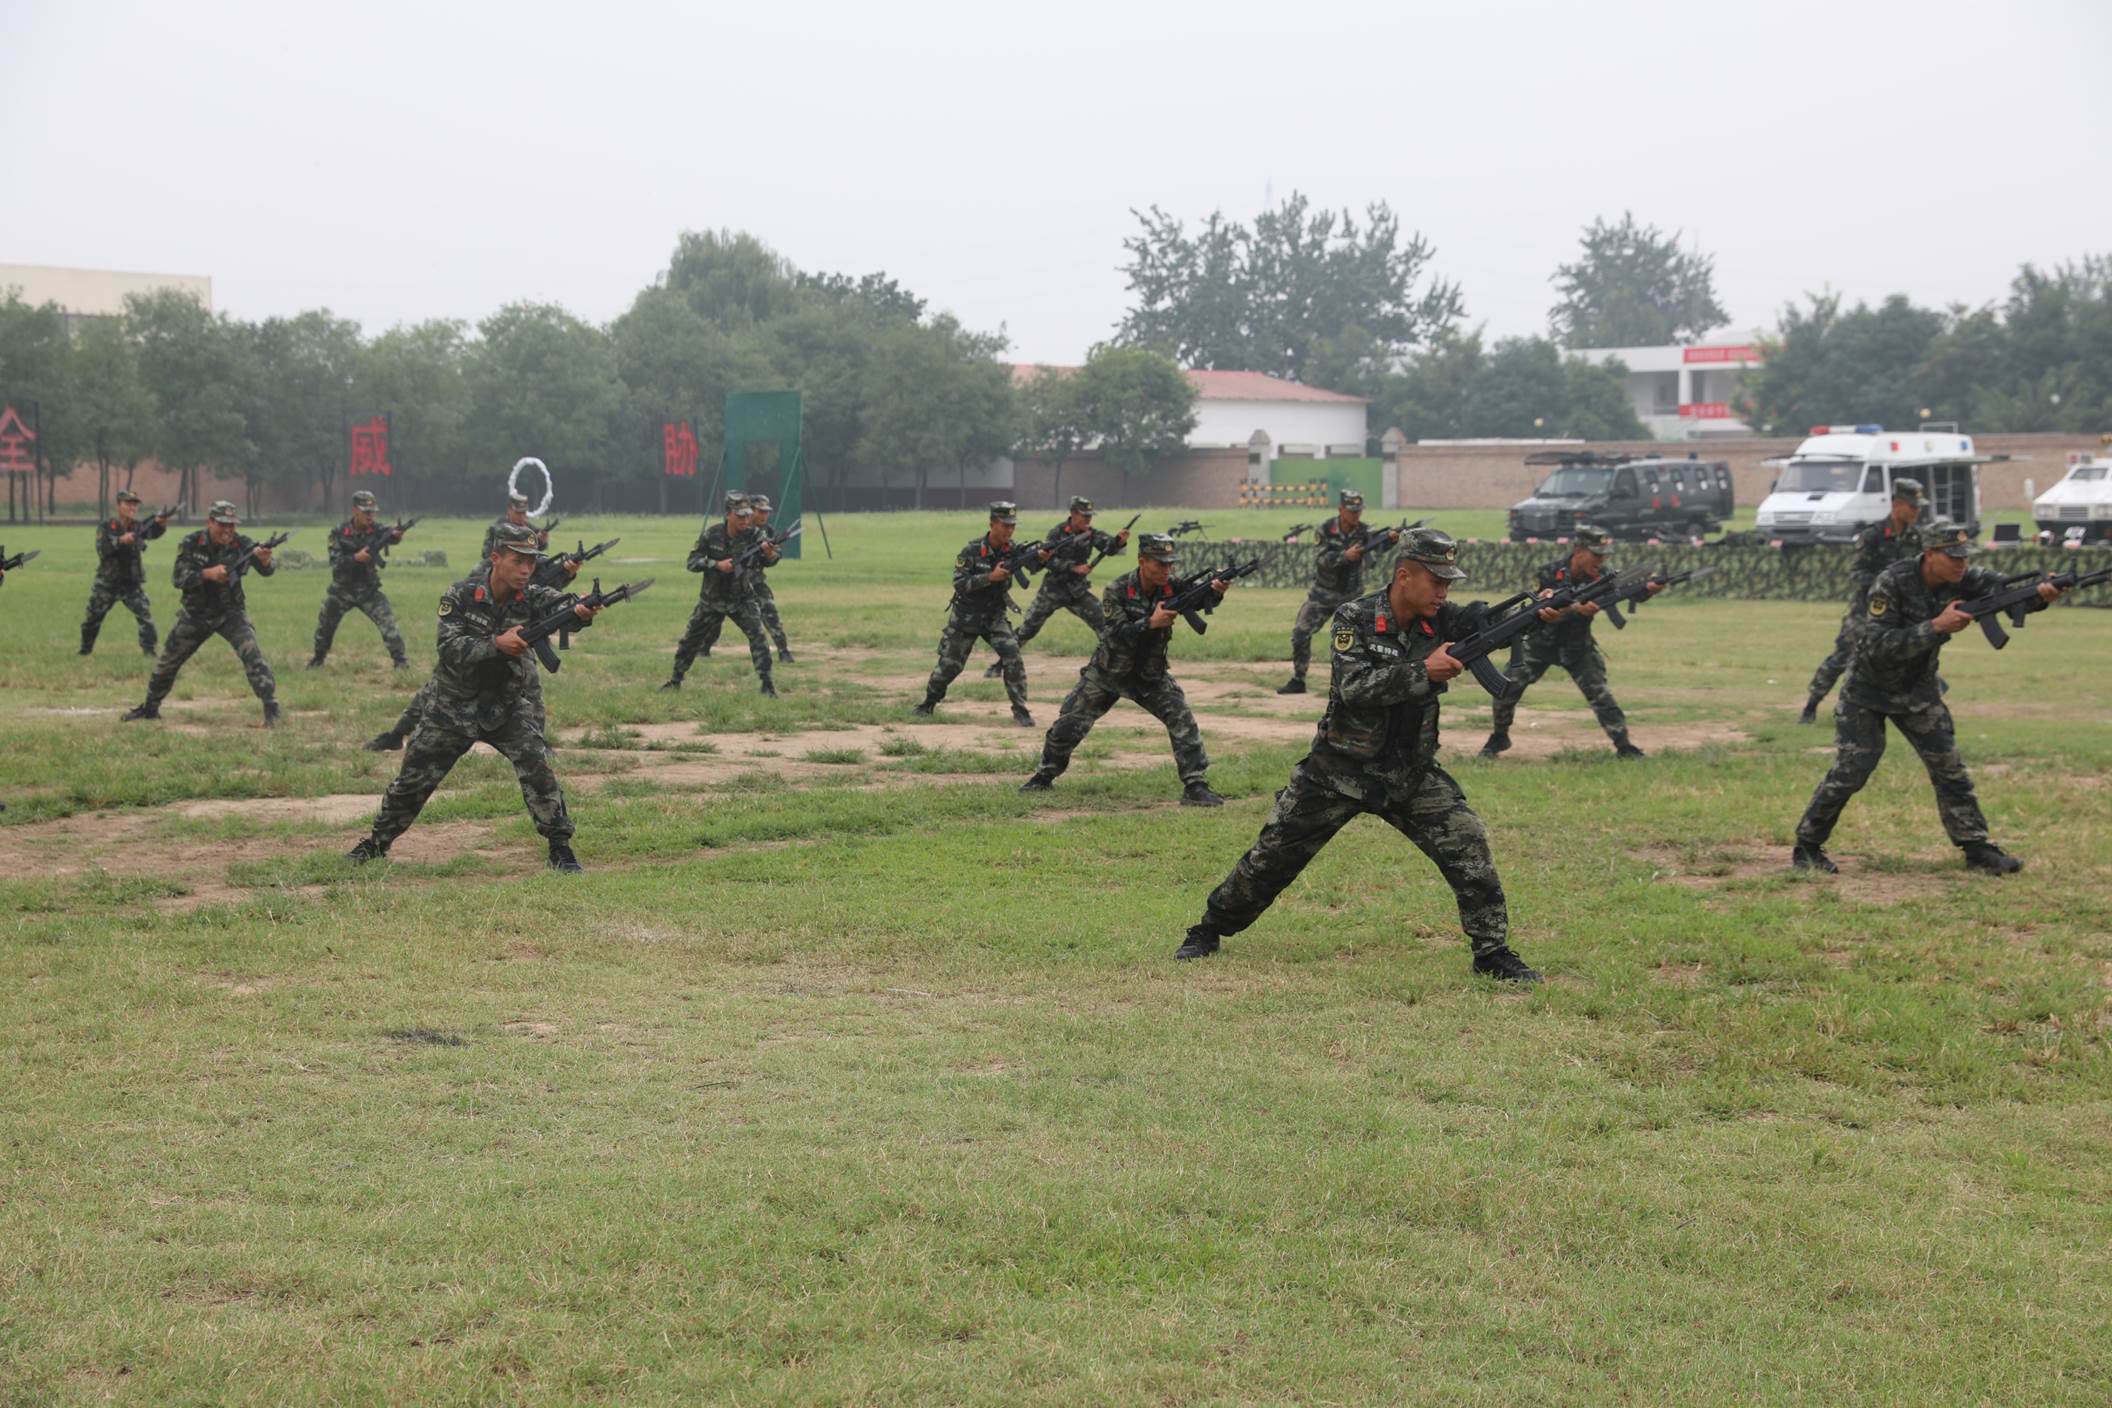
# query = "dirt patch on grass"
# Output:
<box><xmin>1445</xmin><ymin>715</ymin><xmax>1749</xmax><ymax>762</ymax></box>
<box><xmin>174</xmin><ymin>794</ymin><xmax>379</xmax><ymax>826</ymax></box>
<box><xmin>1639</xmin><ymin>843</ymin><xmax>1946</xmax><ymax>906</ymax></box>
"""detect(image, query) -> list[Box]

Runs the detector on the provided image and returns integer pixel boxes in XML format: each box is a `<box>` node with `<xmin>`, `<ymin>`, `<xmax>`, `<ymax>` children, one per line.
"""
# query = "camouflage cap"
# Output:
<box><xmin>508</xmin><ymin>491</ymin><xmax>529</xmax><ymax>508</ymax></box>
<box><xmin>1339</xmin><ymin>489</ymin><xmax>1365</xmax><ymax>508</ymax></box>
<box><xmin>1397</xmin><ymin>526</ymin><xmax>1467</xmax><ymax>580</ymax></box>
<box><xmin>724</xmin><ymin>492</ymin><xmax>751</xmax><ymax>513</ymax></box>
<box><xmin>206</xmin><ymin>499</ymin><xmax>240</xmax><ymax>525</ymax></box>
<box><xmin>1136</xmin><ymin>532</ymin><xmax>1180</xmax><ymax>563</ymax></box>
<box><xmin>1892</xmin><ymin>477</ymin><xmax>1925</xmax><ymax>504</ymax></box>
<box><xmin>989</xmin><ymin>501</ymin><xmax>1019</xmax><ymax>525</ymax></box>
<box><xmin>1573</xmin><ymin>526</ymin><xmax>1614</xmax><ymax>556</ymax></box>
<box><xmin>1069</xmin><ymin>495</ymin><xmax>1095</xmax><ymax>514</ymax></box>
<box><xmin>490</xmin><ymin>521</ymin><xmax>544</xmax><ymax>557</ymax></box>
<box><xmin>351</xmin><ymin>489</ymin><xmax>379</xmax><ymax>510</ymax></box>
<box><xmin>746</xmin><ymin>494</ymin><xmax>773</xmax><ymax>512</ymax></box>
<box><xmin>115</xmin><ymin>488</ymin><xmax>142</xmax><ymax>504</ymax></box>
<box><xmin>1926</xmin><ymin>521</ymin><xmax>1981</xmax><ymax>558</ymax></box>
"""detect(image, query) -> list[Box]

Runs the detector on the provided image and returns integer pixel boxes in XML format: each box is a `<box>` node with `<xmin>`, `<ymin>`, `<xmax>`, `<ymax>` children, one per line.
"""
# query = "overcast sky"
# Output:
<box><xmin>7</xmin><ymin>0</ymin><xmax>2108</xmax><ymax>365</ymax></box>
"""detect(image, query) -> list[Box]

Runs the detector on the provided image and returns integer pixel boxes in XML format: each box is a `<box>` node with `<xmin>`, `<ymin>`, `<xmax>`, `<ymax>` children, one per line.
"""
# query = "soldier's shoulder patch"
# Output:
<box><xmin>437</xmin><ymin>599</ymin><xmax>453</xmax><ymax>617</ymax></box>
<box><xmin>1333</xmin><ymin>625</ymin><xmax>1358</xmax><ymax>653</ymax></box>
<box><xmin>1868</xmin><ymin>596</ymin><xmax>1888</xmax><ymax>616</ymax></box>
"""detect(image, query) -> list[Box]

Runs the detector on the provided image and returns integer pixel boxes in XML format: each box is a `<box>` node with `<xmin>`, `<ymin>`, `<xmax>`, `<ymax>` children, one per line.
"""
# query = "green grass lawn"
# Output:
<box><xmin>2</xmin><ymin>508</ymin><xmax>2107</xmax><ymax>1404</ymax></box>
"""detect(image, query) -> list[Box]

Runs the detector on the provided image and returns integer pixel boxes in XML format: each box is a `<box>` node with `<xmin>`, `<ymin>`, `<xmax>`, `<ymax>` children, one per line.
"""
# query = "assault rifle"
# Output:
<box><xmin>730</xmin><ymin>525</ymin><xmax>799</xmax><ymax>582</ymax></box>
<box><xmin>1083</xmin><ymin>512</ymin><xmax>1143</xmax><ymax>572</ymax></box>
<box><xmin>1167</xmin><ymin>519</ymin><xmax>1207</xmax><ymax>538</ymax></box>
<box><xmin>1</xmin><ymin>545</ymin><xmax>40</xmax><ymax>572</ymax></box>
<box><xmin>555</xmin><ymin>535</ymin><xmax>620</xmax><ymax>571</ymax></box>
<box><xmin>1599</xmin><ymin>564</ymin><xmax>1719</xmax><ymax>629</ymax></box>
<box><xmin>1280</xmin><ymin>522</ymin><xmax>1318</xmax><ymax>544</ymax></box>
<box><xmin>231</xmin><ymin>531</ymin><xmax>291</xmax><ymax>578</ymax></box>
<box><xmin>1445</xmin><ymin>567</ymin><xmax>1644</xmax><ymax>698</ymax></box>
<box><xmin>352</xmin><ymin>517</ymin><xmax>418</xmax><ymax>567</ymax></box>
<box><xmin>1164</xmin><ymin>557</ymin><xmax>1263</xmax><ymax>633</ymax></box>
<box><xmin>1367</xmin><ymin>517</ymin><xmax>1427</xmax><ymax>550</ymax></box>
<box><xmin>521</xmin><ymin>576</ymin><xmax>653</xmax><ymax>673</ymax></box>
<box><xmin>1959</xmin><ymin>563</ymin><xmax>2112</xmax><ymax>648</ymax></box>
<box><xmin>537</xmin><ymin>515</ymin><xmax>562</xmax><ymax>541</ymax></box>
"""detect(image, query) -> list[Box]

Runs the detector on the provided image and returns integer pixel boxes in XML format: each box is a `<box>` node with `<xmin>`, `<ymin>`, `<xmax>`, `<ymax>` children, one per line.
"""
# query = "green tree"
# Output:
<box><xmin>857</xmin><ymin>318</ymin><xmax>1015</xmax><ymax>509</ymax></box>
<box><xmin>1370</xmin><ymin>331</ymin><xmax>1643</xmax><ymax>442</ymax></box>
<box><xmin>1550</xmin><ymin>212</ymin><xmax>1728</xmax><ymax>348</ymax></box>
<box><xmin>252</xmin><ymin>310</ymin><xmax>363</xmax><ymax>510</ymax></box>
<box><xmin>1012</xmin><ymin>366</ymin><xmax>1089</xmax><ymax>503</ymax></box>
<box><xmin>661</xmin><ymin>230</ymin><xmax>801</xmax><ymax>328</ymax></box>
<box><xmin>465</xmin><ymin>303</ymin><xmax>625</xmax><ymax>508</ymax></box>
<box><xmin>0</xmin><ymin>293</ymin><xmax>75</xmax><ymax>511</ymax></box>
<box><xmin>67</xmin><ymin>314</ymin><xmax>157</xmax><ymax>512</ymax></box>
<box><xmin>609</xmin><ymin>286</ymin><xmax>768</xmax><ymax>505</ymax></box>
<box><xmin>1070</xmin><ymin>345</ymin><xmax>1197</xmax><ymax>502</ymax></box>
<box><xmin>1735</xmin><ymin>293</ymin><xmax>1945</xmax><ymax>435</ymax></box>
<box><xmin>1117</xmin><ymin>193</ymin><xmax>1460</xmax><ymax>385</ymax></box>
<box><xmin>355</xmin><ymin>320</ymin><xmax>474</xmax><ymax>500</ymax></box>
<box><xmin>125</xmin><ymin>288</ymin><xmax>256</xmax><ymax>512</ymax></box>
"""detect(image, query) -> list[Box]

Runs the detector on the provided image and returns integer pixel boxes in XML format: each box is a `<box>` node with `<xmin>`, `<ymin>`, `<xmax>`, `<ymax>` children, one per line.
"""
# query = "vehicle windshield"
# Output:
<box><xmin>2069</xmin><ymin>465</ymin><xmax>2107</xmax><ymax>482</ymax></box>
<box><xmin>1535</xmin><ymin>466</ymin><xmax>1612</xmax><ymax>497</ymax></box>
<box><xmin>1777</xmin><ymin>460</ymin><xmax>1865</xmax><ymax>493</ymax></box>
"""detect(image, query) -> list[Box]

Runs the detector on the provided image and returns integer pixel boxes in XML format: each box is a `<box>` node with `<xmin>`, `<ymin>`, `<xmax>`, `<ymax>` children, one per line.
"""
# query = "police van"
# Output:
<box><xmin>1756</xmin><ymin>425</ymin><xmax>1984</xmax><ymax>545</ymax></box>
<box><xmin>2032</xmin><ymin>452</ymin><xmax>2112</xmax><ymax>544</ymax></box>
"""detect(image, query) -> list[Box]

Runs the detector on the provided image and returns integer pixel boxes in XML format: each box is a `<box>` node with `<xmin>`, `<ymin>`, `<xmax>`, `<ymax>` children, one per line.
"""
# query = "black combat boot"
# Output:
<box><xmin>912</xmin><ymin>694</ymin><xmax>938</xmax><ymax>717</ymax></box>
<box><xmin>1614</xmin><ymin>739</ymin><xmax>1646</xmax><ymax>760</ymax></box>
<box><xmin>305</xmin><ymin>656</ymin><xmax>326</xmax><ymax>670</ymax></box>
<box><xmin>1962</xmin><ymin>841</ymin><xmax>2023</xmax><ymax>875</ymax></box>
<box><xmin>1011</xmin><ymin>705</ymin><xmax>1035</xmax><ymax>728</ymax></box>
<box><xmin>1478</xmin><ymin>731</ymin><xmax>1511</xmax><ymax>759</ymax></box>
<box><xmin>346</xmin><ymin>836</ymin><xmax>387</xmax><ymax>865</ymax></box>
<box><xmin>777</xmin><ymin>647</ymin><xmax>794</xmax><ymax>664</ymax></box>
<box><xmin>983</xmin><ymin>661</ymin><xmax>1004</xmax><ymax>679</ymax></box>
<box><xmin>658</xmin><ymin>677</ymin><xmax>682</xmax><ymax>692</ymax></box>
<box><xmin>141</xmin><ymin>636</ymin><xmax>157</xmax><ymax>657</ymax></box>
<box><xmin>1019</xmin><ymin>771</ymin><xmax>1054</xmax><ymax>793</ymax></box>
<box><xmin>122</xmin><ymin>702</ymin><xmax>160</xmax><ymax>722</ymax></box>
<box><xmin>1791</xmin><ymin>842</ymin><xmax>1838</xmax><ymax>874</ymax></box>
<box><xmin>362</xmin><ymin>730</ymin><xmax>404</xmax><ymax>752</ymax></box>
<box><xmin>1473</xmin><ymin>947</ymin><xmax>1543</xmax><ymax>983</ymax></box>
<box><xmin>759</xmin><ymin>678</ymin><xmax>778</xmax><ymax>698</ymax></box>
<box><xmin>78</xmin><ymin>625</ymin><xmax>96</xmax><ymax>656</ymax></box>
<box><xmin>1173</xmin><ymin>927</ymin><xmax>1221</xmax><ymax>961</ymax></box>
<box><xmin>547</xmin><ymin>839</ymin><xmax>584</xmax><ymax>873</ymax></box>
<box><xmin>391</xmin><ymin>657</ymin><xmax>411</xmax><ymax>670</ymax></box>
<box><xmin>1276</xmin><ymin>676</ymin><xmax>1306</xmax><ymax>695</ymax></box>
<box><xmin>1798</xmin><ymin>698</ymin><xmax>1821</xmax><ymax>725</ymax></box>
<box><xmin>262</xmin><ymin>701</ymin><xmax>282</xmax><ymax>728</ymax></box>
<box><xmin>1181</xmin><ymin>781</ymin><xmax>1225</xmax><ymax>807</ymax></box>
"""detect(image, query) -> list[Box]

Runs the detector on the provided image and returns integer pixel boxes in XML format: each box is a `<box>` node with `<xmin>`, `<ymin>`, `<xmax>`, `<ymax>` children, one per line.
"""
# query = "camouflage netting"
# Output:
<box><xmin>1185</xmin><ymin>539</ymin><xmax>2112</xmax><ymax>607</ymax></box>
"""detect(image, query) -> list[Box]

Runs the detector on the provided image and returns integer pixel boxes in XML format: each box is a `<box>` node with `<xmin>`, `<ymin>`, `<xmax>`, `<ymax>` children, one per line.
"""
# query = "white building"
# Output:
<box><xmin>0</xmin><ymin>263</ymin><xmax>213</xmax><ymax>332</ymax></box>
<box><xmin>1568</xmin><ymin>341</ymin><xmax>1761</xmax><ymax>441</ymax></box>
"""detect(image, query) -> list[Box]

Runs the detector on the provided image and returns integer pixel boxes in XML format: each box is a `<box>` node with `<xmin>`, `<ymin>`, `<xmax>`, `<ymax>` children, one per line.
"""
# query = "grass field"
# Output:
<box><xmin>2</xmin><ymin>507</ymin><xmax>2108</xmax><ymax>1404</ymax></box>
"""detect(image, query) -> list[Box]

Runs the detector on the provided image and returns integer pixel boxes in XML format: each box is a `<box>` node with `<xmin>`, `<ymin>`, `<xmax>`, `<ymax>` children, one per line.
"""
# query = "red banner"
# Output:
<box><xmin>1679</xmin><ymin>402</ymin><xmax>1734</xmax><ymax>420</ymax></box>
<box><xmin>0</xmin><ymin>403</ymin><xmax>38</xmax><ymax>475</ymax></box>
<box><xmin>348</xmin><ymin>414</ymin><xmax>393</xmax><ymax>477</ymax></box>
<box><xmin>662</xmin><ymin>419</ymin><xmax>699</xmax><ymax>478</ymax></box>
<box><xmin>1682</xmin><ymin>346</ymin><xmax>1759</xmax><ymax>365</ymax></box>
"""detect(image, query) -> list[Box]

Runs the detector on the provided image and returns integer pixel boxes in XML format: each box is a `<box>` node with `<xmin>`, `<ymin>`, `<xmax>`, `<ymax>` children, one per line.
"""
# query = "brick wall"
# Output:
<box><xmin>1013</xmin><ymin>447</ymin><xmax>1252</xmax><ymax>509</ymax></box>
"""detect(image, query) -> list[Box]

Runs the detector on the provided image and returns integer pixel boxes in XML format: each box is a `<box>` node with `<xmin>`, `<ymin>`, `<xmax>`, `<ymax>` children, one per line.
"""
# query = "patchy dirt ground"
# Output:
<box><xmin>1637</xmin><ymin>842</ymin><xmax>1943</xmax><ymax>906</ymax></box>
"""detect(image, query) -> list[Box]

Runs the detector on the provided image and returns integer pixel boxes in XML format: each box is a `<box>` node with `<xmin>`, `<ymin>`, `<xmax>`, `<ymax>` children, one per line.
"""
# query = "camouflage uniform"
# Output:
<box><xmin>1804</xmin><ymin>516</ymin><xmax>1926</xmax><ymax>707</ymax></box>
<box><xmin>669</xmin><ymin>520</ymin><xmax>775</xmax><ymax>689</ymax></box>
<box><xmin>1288</xmin><ymin>514</ymin><xmax>1389</xmax><ymax>684</ymax></box>
<box><xmin>480</xmin><ymin>511</ymin><xmax>538</xmax><ymax>561</ymax></box>
<box><xmin>1195</xmin><ymin>569</ymin><xmax>1515</xmax><ymax>961</ymax></box>
<box><xmin>1487</xmin><ymin>555</ymin><xmax>1635</xmax><ymax>750</ymax></box>
<box><xmin>140</xmin><ymin>525</ymin><xmax>280</xmax><ymax>711</ymax></box>
<box><xmin>1017</xmin><ymin>518</ymin><xmax>1125</xmax><ymax>645</ymax></box>
<box><xmin>366</xmin><ymin>569</ymin><xmax>579</xmax><ymax>850</ymax></box>
<box><xmin>921</xmin><ymin>530</ymin><xmax>1032</xmax><ymax>714</ymax></box>
<box><xmin>744</xmin><ymin>501</ymin><xmax>793</xmax><ymax>657</ymax></box>
<box><xmin>1031</xmin><ymin>564</ymin><xmax>1208</xmax><ymax>786</ymax></box>
<box><xmin>311</xmin><ymin>517</ymin><xmax>409</xmax><ymax>666</ymax></box>
<box><xmin>80</xmin><ymin>508</ymin><xmax>167</xmax><ymax>654</ymax></box>
<box><xmin>1794</xmin><ymin>550</ymin><xmax>2036</xmax><ymax>852</ymax></box>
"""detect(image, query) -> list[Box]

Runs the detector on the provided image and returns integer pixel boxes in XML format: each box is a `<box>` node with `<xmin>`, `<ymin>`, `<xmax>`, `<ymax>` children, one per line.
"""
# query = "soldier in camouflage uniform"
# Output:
<box><xmin>1280</xmin><ymin>490</ymin><xmax>1415</xmax><ymax>694</ymax></box>
<box><xmin>1800</xmin><ymin>478</ymin><xmax>1925</xmax><ymax>723</ymax></box>
<box><xmin>743</xmin><ymin>493</ymin><xmax>794</xmax><ymax>663</ymax></box>
<box><xmin>985</xmin><ymin>496</ymin><xmax>1129</xmax><ymax>676</ymax></box>
<box><xmin>1020</xmin><ymin>532</ymin><xmax>1225</xmax><ymax>806</ymax></box>
<box><xmin>661</xmin><ymin>493</ymin><xmax>779</xmax><ymax>696</ymax></box>
<box><xmin>308</xmin><ymin>489</ymin><xmax>410</xmax><ymax>669</ymax></box>
<box><xmin>348</xmin><ymin>523</ymin><xmax>600</xmax><ymax>872</ymax></box>
<box><xmin>1791</xmin><ymin>524</ymin><xmax>2062</xmax><ymax>876</ymax></box>
<box><xmin>123</xmin><ymin>500</ymin><xmax>283</xmax><ymax>728</ymax></box>
<box><xmin>480</xmin><ymin>492</ymin><xmax>552</xmax><ymax>560</ymax></box>
<box><xmin>1480</xmin><ymin>527</ymin><xmax>1652</xmax><ymax>760</ymax></box>
<box><xmin>79</xmin><ymin>489</ymin><xmax>173</xmax><ymax>656</ymax></box>
<box><xmin>916</xmin><ymin>501</ymin><xmax>1045</xmax><ymax>727</ymax></box>
<box><xmin>1176</xmin><ymin>529</ymin><xmax>1540</xmax><ymax>980</ymax></box>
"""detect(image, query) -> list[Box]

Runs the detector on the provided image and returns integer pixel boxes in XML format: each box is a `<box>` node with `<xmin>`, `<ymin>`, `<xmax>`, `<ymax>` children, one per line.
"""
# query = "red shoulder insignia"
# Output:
<box><xmin>473</xmin><ymin>586</ymin><xmax>486</xmax><ymax>602</ymax></box>
<box><xmin>1126</xmin><ymin>584</ymin><xmax>1137</xmax><ymax>597</ymax></box>
<box><xmin>1375</xmin><ymin>614</ymin><xmax>1390</xmax><ymax>633</ymax></box>
<box><xmin>1419</xmin><ymin>618</ymin><xmax>1434</xmax><ymax>636</ymax></box>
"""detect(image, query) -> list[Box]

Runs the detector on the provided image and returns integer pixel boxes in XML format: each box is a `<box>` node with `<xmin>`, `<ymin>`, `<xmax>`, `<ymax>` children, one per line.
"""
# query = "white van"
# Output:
<box><xmin>1756</xmin><ymin>425</ymin><xmax>1984</xmax><ymax>545</ymax></box>
<box><xmin>2032</xmin><ymin>454</ymin><xmax>2112</xmax><ymax>543</ymax></box>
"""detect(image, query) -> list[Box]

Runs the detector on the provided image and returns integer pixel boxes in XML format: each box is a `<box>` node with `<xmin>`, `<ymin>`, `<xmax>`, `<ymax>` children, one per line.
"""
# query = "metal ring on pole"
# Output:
<box><xmin>508</xmin><ymin>457</ymin><xmax>554</xmax><ymax>518</ymax></box>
